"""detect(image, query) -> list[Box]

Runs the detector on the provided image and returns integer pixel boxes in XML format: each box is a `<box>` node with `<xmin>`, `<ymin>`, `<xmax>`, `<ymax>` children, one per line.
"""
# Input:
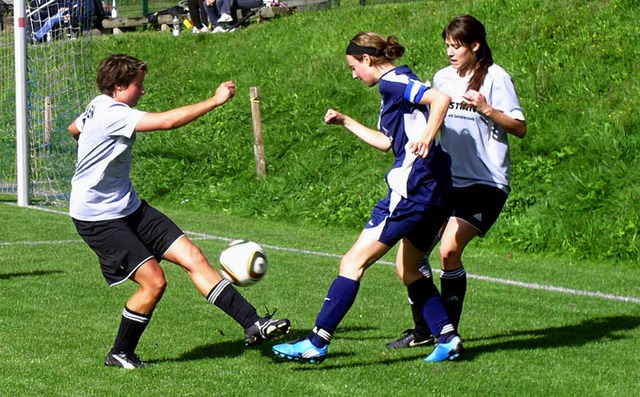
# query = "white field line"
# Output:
<box><xmin>3</xmin><ymin>204</ymin><xmax>639</xmax><ymax>305</ymax></box>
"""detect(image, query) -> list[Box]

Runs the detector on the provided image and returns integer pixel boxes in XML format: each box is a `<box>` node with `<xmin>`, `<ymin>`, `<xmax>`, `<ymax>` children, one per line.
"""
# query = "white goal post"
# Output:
<box><xmin>0</xmin><ymin>0</ymin><xmax>96</xmax><ymax>206</ymax></box>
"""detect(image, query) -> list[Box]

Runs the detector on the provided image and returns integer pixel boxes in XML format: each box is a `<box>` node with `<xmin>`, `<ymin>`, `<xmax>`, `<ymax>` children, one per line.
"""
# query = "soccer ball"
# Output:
<box><xmin>219</xmin><ymin>240</ymin><xmax>268</xmax><ymax>287</ymax></box>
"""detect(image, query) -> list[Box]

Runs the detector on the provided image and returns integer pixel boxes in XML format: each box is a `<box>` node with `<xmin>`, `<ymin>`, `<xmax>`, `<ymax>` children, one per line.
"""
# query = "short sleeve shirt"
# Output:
<box><xmin>378</xmin><ymin>65</ymin><xmax>452</xmax><ymax>205</ymax></box>
<box><xmin>69</xmin><ymin>95</ymin><xmax>147</xmax><ymax>221</ymax></box>
<box><xmin>433</xmin><ymin>64</ymin><xmax>525</xmax><ymax>192</ymax></box>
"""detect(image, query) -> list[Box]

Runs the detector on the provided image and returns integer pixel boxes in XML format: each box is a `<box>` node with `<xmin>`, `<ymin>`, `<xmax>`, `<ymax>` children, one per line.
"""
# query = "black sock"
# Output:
<box><xmin>111</xmin><ymin>307</ymin><xmax>151</xmax><ymax>355</ymax></box>
<box><xmin>440</xmin><ymin>267</ymin><xmax>467</xmax><ymax>330</ymax></box>
<box><xmin>207</xmin><ymin>279</ymin><xmax>260</xmax><ymax>329</ymax></box>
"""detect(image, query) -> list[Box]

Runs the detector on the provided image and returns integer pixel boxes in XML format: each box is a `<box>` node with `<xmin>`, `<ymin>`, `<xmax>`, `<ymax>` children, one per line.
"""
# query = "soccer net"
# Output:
<box><xmin>0</xmin><ymin>0</ymin><xmax>96</xmax><ymax>205</ymax></box>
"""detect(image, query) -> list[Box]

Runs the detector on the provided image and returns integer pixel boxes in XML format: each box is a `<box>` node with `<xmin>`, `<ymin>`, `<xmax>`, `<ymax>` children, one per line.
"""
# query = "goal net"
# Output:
<box><xmin>0</xmin><ymin>0</ymin><xmax>96</xmax><ymax>205</ymax></box>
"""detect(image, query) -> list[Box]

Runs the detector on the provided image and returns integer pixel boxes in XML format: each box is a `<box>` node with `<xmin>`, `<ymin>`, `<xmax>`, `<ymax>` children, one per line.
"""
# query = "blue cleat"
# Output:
<box><xmin>424</xmin><ymin>336</ymin><xmax>463</xmax><ymax>362</ymax></box>
<box><xmin>272</xmin><ymin>338</ymin><xmax>328</xmax><ymax>363</ymax></box>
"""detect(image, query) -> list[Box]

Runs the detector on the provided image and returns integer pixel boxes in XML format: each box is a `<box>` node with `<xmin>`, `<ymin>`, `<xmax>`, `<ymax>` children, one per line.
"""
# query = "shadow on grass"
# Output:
<box><xmin>259</xmin><ymin>316</ymin><xmax>640</xmax><ymax>369</ymax></box>
<box><xmin>148</xmin><ymin>340</ymin><xmax>248</xmax><ymax>363</ymax></box>
<box><xmin>463</xmin><ymin>315</ymin><xmax>640</xmax><ymax>360</ymax></box>
<box><xmin>0</xmin><ymin>270</ymin><xmax>64</xmax><ymax>280</ymax></box>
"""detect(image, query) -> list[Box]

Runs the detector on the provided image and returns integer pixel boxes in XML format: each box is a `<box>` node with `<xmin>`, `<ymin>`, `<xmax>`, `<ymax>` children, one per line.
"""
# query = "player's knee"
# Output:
<box><xmin>439</xmin><ymin>245</ymin><xmax>461</xmax><ymax>268</ymax></box>
<box><xmin>339</xmin><ymin>257</ymin><xmax>365</xmax><ymax>280</ymax></box>
<box><xmin>150</xmin><ymin>276</ymin><xmax>167</xmax><ymax>298</ymax></box>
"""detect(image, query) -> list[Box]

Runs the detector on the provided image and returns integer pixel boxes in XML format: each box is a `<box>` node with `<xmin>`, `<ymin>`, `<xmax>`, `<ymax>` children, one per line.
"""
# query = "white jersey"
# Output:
<box><xmin>433</xmin><ymin>64</ymin><xmax>525</xmax><ymax>193</ymax></box>
<box><xmin>69</xmin><ymin>94</ymin><xmax>147</xmax><ymax>221</ymax></box>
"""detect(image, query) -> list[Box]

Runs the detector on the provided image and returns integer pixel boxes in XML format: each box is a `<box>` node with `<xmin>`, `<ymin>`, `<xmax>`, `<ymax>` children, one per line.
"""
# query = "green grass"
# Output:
<box><xmin>65</xmin><ymin>0</ymin><xmax>638</xmax><ymax>263</ymax></box>
<box><xmin>1</xmin><ymin>203</ymin><xmax>638</xmax><ymax>396</ymax></box>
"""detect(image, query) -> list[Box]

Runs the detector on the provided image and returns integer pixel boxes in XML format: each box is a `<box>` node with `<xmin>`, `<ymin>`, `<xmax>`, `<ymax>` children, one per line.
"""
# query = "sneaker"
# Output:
<box><xmin>200</xmin><ymin>25</ymin><xmax>210</xmax><ymax>33</ymax></box>
<box><xmin>385</xmin><ymin>329</ymin><xmax>435</xmax><ymax>349</ymax></box>
<box><xmin>192</xmin><ymin>27</ymin><xmax>200</xmax><ymax>33</ymax></box>
<box><xmin>244</xmin><ymin>316</ymin><xmax>291</xmax><ymax>346</ymax></box>
<box><xmin>424</xmin><ymin>336</ymin><xmax>463</xmax><ymax>362</ymax></box>
<box><xmin>212</xmin><ymin>26</ymin><xmax>229</xmax><ymax>33</ymax></box>
<box><xmin>218</xmin><ymin>13</ymin><xmax>233</xmax><ymax>23</ymax></box>
<box><xmin>104</xmin><ymin>352</ymin><xmax>147</xmax><ymax>369</ymax></box>
<box><xmin>273</xmin><ymin>339</ymin><xmax>328</xmax><ymax>363</ymax></box>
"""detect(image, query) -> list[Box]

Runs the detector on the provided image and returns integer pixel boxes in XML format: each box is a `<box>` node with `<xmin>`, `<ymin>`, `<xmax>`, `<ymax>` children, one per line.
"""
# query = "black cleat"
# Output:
<box><xmin>385</xmin><ymin>329</ymin><xmax>435</xmax><ymax>349</ymax></box>
<box><xmin>104</xmin><ymin>352</ymin><xmax>147</xmax><ymax>369</ymax></box>
<box><xmin>244</xmin><ymin>316</ymin><xmax>291</xmax><ymax>346</ymax></box>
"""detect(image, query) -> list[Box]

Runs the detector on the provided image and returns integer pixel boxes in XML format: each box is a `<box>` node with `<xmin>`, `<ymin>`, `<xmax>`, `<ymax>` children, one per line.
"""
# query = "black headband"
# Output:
<box><xmin>346</xmin><ymin>42</ymin><xmax>384</xmax><ymax>57</ymax></box>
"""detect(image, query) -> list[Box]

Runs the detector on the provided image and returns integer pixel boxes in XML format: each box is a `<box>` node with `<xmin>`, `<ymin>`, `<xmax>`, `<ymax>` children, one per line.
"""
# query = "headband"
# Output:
<box><xmin>346</xmin><ymin>42</ymin><xmax>384</xmax><ymax>57</ymax></box>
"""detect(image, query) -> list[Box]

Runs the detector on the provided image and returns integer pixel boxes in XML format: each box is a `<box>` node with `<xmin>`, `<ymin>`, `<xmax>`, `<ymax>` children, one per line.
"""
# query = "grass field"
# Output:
<box><xmin>1</xmin><ymin>202</ymin><xmax>638</xmax><ymax>396</ymax></box>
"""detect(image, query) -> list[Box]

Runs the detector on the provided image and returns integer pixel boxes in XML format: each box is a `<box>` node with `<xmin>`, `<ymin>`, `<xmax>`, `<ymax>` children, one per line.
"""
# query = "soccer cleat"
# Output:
<box><xmin>423</xmin><ymin>336</ymin><xmax>463</xmax><ymax>362</ymax></box>
<box><xmin>272</xmin><ymin>339</ymin><xmax>328</xmax><ymax>363</ymax></box>
<box><xmin>244</xmin><ymin>316</ymin><xmax>291</xmax><ymax>346</ymax></box>
<box><xmin>385</xmin><ymin>329</ymin><xmax>435</xmax><ymax>349</ymax></box>
<box><xmin>104</xmin><ymin>352</ymin><xmax>147</xmax><ymax>369</ymax></box>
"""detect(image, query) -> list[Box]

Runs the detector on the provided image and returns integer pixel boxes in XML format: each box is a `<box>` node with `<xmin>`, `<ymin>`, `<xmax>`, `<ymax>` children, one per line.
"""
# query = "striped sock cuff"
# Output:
<box><xmin>122</xmin><ymin>307</ymin><xmax>150</xmax><ymax>324</ymax></box>
<box><xmin>441</xmin><ymin>266</ymin><xmax>466</xmax><ymax>279</ymax></box>
<box><xmin>207</xmin><ymin>279</ymin><xmax>232</xmax><ymax>305</ymax></box>
<box><xmin>440</xmin><ymin>324</ymin><xmax>455</xmax><ymax>336</ymax></box>
<box><xmin>313</xmin><ymin>326</ymin><xmax>332</xmax><ymax>344</ymax></box>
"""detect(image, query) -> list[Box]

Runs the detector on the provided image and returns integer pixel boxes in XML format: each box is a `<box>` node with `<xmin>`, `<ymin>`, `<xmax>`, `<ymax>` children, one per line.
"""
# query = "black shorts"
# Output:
<box><xmin>72</xmin><ymin>201</ymin><xmax>184</xmax><ymax>286</ymax></box>
<box><xmin>451</xmin><ymin>184</ymin><xmax>508</xmax><ymax>237</ymax></box>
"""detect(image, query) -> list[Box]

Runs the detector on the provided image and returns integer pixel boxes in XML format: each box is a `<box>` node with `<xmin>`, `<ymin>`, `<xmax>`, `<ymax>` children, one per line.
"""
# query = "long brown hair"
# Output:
<box><xmin>442</xmin><ymin>15</ymin><xmax>493</xmax><ymax>91</ymax></box>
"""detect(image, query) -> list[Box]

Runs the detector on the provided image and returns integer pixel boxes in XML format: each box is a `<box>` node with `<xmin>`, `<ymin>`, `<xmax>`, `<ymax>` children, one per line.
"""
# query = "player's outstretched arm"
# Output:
<box><xmin>135</xmin><ymin>81</ymin><xmax>236</xmax><ymax>133</ymax></box>
<box><xmin>325</xmin><ymin>108</ymin><xmax>392</xmax><ymax>152</ymax></box>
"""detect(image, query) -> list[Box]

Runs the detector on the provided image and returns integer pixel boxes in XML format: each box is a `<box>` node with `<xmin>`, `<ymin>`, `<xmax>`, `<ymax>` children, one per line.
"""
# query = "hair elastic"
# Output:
<box><xmin>346</xmin><ymin>42</ymin><xmax>384</xmax><ymax>57</ymax></box>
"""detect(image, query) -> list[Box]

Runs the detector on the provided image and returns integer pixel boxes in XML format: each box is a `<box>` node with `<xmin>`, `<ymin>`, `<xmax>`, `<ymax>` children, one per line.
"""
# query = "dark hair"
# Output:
<box><xmin>442</xmin><ymin>15</ymin><xmax>493</xmax><ymax>91</ymax></box>
<box><xmin>346</xmin><ymin>32</ymin><xmax>405</xmax><ymax>65</ymax></box>
<box><xmin>96</xmin><ymin>54</ymin><xmax>147</xmax><ymax>96</ymax></box>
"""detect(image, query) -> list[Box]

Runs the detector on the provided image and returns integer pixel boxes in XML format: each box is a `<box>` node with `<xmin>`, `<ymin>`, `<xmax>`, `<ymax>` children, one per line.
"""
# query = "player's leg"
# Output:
<box><xmin>163</xmin><ymin>234</ymin><xmax>289</xmax><ymax>345</ymax></box>
<box><xmin>438</xmin><ymin>217</ymin><xmax>477</xmax><ymax>329</ymax></box>
<box><xmin>105</xmin><ymin>259</ymin><xmax>166</xmax><ymax>369</ymax></box>
<box><xmin>396</xmin><ymin>237</ymin><xmax>462</xmax><ymax>362</ymax></box>
<box><xmin>438</xmin><ymin>184</ymin><xmax>507</xmax><ymax>330</ymax></box>
<box><xmin>273</xmin><ymin>232</ymin><xmax>390</xmax><ymax>363</ymax></box>
<box><xmin>386</xmin><ymin>231</ymin><xmax>441</xmax><ymax>349</ymax></box>
<box><xmin>73</xmin><ymin>215</ymin><xmax>162</xmax><ymax>369</ymax></box>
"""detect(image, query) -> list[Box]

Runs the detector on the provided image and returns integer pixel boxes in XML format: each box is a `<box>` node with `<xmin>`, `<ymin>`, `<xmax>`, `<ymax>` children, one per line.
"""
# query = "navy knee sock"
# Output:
<box><xmin>310</xmin><ymin>276</ymin><xmax>360</xmax><ymax>348</ymax></box>
<box><xmin>407</xmin><ymin>277</ymin><xmax>455</xmax><ymax>344</ymax></box>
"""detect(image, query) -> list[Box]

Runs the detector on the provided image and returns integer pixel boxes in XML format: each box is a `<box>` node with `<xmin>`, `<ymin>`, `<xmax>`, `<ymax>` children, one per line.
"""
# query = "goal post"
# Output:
<box><xmin>15</xmin><ymin>0</ymin><xmax>29</xmax><ymax>206</ymax></box>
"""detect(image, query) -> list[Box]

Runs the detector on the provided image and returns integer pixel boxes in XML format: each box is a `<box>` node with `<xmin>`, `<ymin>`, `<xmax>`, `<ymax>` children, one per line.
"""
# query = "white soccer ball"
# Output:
<box><xmin>219</xmin><ymin>240</ymin><xmax>268</xmax><ymax>287</ymax></box>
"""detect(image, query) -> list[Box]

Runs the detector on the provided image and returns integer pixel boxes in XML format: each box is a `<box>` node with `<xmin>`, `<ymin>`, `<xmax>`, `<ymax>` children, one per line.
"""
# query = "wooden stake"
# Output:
<box><xmin>44</xmin><ymin>95</ymin><xmax>52</xmax><ymax>148</ymax></box>
<box><xmin>250</xmin><ymin>86</ymin><xmax>266</xmax><ymax>178</ymax></box>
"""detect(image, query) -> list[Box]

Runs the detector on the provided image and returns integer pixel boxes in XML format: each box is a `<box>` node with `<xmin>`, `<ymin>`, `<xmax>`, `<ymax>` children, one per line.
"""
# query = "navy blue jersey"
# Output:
<box><xmin>377</xmin><ymin>65</ymin><xmax>452</xmax><ymax>205</ymax></box>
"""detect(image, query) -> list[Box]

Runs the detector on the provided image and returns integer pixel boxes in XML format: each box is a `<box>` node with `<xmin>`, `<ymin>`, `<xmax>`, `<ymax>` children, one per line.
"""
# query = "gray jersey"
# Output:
<box><xmin>434</xmin><ymin>64</ymin><xmax>525</xmax><ymax>193</ymax></box>
<box><xmin>69</xmin><ymin>95</ymin><xmax>147</xmax><ymax>221</ymax></box>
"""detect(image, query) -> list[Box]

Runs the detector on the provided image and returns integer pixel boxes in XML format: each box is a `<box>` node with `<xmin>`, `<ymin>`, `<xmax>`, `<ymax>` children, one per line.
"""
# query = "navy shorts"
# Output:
<box><xmin>451</xmin><ymin>184</ymin><xmax>508</xmax><ymax>236</ymax></box>
<box><xmin>365</xmin><ymin>191</ymin><xmax>452</xmax><ymax>252</ymax></box>
<box><xmin>72</xmin><ymin>201</ymin><xmax>184</xmax><ymax>286</ymax></box>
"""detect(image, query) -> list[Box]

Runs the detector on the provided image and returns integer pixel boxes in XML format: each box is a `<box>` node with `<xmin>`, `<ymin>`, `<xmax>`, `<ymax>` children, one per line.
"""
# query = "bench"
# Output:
<box><xmin>101</xmin><ymin>6</ymin><xmax>294</xmax><ymax>33</ymax></box>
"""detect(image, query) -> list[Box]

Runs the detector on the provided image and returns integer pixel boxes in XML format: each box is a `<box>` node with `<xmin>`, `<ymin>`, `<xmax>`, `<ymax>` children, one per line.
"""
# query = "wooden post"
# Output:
<box><xmin>44</xmin><ymin>95</ymin><xmax>52</xmax><ymax>150</ymax></box>
<box><xmin>250</xmin><ymin>86</ymin><xmax>266</xmax><ymax>178</ymax></box>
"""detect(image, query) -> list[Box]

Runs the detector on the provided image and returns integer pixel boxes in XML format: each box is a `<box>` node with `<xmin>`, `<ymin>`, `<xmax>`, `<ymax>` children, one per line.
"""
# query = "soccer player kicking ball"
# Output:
<box><xmin>68</xmin><ymin>54</ymin><xmax>290</xmax><ymax>369</ymax></box>
<box><xmin>272</xmin><ymin>32</ymin><xmax>462</xmax><ymax>364</ymax></box>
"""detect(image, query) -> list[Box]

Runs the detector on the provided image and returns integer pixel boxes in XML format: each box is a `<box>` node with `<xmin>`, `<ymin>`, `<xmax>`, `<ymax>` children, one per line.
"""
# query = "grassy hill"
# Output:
<box><xmin>87</xmin><ymin>0</ymin><xmax>639</xmax><ymax>262</ymax></box>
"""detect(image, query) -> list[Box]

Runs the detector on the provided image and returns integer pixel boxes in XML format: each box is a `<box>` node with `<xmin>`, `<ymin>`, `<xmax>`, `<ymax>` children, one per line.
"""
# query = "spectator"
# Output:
<box><xmin>203</xmin><ymin>0</ymin><xmax>264</xmax><ymax>33</ymax></box>
<box><xmin>187</xmin><ymin>0</ymin><xmax>210</xmax><ymax>33</ymax></box>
